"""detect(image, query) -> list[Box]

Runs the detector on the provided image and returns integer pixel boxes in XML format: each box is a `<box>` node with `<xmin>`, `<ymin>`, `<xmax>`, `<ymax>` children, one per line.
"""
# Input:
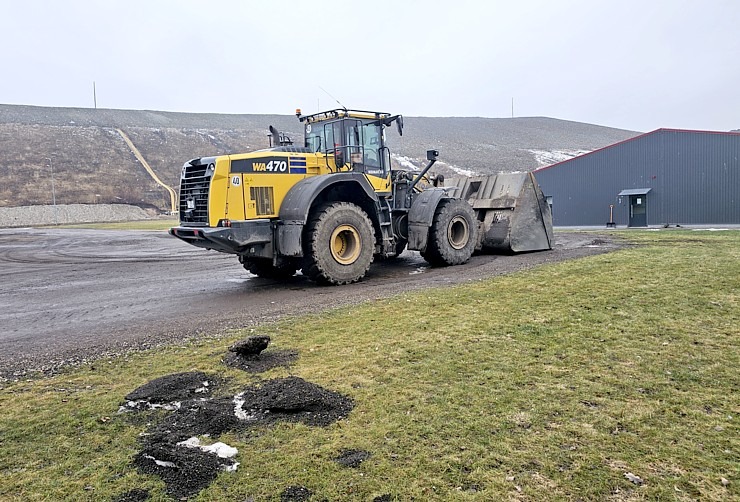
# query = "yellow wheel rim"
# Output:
<box><xmin>330</xmin><ymin>224</ymin><xmax>362</xmax><ymax>265</ymax></box>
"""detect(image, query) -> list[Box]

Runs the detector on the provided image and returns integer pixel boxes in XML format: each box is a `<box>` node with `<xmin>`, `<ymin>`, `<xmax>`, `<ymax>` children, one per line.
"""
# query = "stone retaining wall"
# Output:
<box><xmin>0</xmin><ymin>204</ymin><xmax>151</xmax><ymax>228</ymax></box>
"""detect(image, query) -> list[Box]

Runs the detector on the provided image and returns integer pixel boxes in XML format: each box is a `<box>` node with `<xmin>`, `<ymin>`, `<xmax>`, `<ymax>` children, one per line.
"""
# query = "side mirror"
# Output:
<box><xmin>396</xmin><ymin>115</ymin><xmax>404</xmax><ymax>136</ymax></box>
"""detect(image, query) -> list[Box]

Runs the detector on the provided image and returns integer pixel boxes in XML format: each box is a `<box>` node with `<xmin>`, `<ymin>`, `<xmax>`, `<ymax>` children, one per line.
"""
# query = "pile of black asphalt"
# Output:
<box><xmin>224</xmin><ymin>334</ymin><xmax>299</xmax><ymax>373</ymax></box>
<box><xmin>122</xmin><ymin>371</ymin><xmax>214</xmax><ymax>409</ymax></box>
<box><xmin>112</xmin><ymin>338</ymin><xmax>355</xmax><ymax>500</ymax></box>
<box><xmin>281</xmin><ymin>485</ymin><xmax>313</xmax><ymax>501</ymax></box>
<box><xmin>236</xmin><ymin>375</ymin><xmax>353</xmax><ymax>427</ymax></box>
<box><xmin>111</xmin><ymin>488</ymin><xmax>150</xmax><ymax>502</ymax></box>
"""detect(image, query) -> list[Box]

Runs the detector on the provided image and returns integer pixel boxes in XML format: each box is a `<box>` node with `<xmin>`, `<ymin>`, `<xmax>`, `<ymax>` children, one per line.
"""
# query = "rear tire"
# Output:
<box><xmin>420</xmin><ymin>198</ymin><xmax>477</xmax><ymax>266</ymax></box>
<box><xmin>303</xmin><ymin>202</ymin><xmax>375</xmax><ymax>285</ymax></box>
<box><xmin>241</xmin><ymin>258</ymin><xmax>298</xmax><ymax>279</ymax></box>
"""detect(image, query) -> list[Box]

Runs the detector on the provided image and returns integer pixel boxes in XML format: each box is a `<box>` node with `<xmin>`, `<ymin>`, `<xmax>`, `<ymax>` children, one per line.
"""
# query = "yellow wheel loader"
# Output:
<box><xmin>169</xmin><ymin>109</ymin><xmax>553</xmax><ymax>285</ymax></box>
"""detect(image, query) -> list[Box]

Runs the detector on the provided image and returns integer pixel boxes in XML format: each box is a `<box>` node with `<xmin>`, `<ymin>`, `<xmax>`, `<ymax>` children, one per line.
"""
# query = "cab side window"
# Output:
<box><xmin>305</xmin><ymin>124</ymin><xmax>323</xmax><ymax>152</ymax></box>
<box><xmin>362</xmin><ymin>122</ymin><xmax>385</xmax><ymax>177</ymax></box>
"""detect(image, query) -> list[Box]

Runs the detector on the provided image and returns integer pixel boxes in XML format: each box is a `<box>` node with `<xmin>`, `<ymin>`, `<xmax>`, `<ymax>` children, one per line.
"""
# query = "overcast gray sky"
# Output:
<box><xmin>2</xmin><ymin>0</ymin><xmax>738</xmax><ymax>132</ymax></box>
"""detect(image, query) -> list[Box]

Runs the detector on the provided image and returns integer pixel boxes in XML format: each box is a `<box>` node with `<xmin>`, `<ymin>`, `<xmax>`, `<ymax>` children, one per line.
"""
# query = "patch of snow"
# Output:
<box><xmin>177</xmin><ymin>437</ymin><xmax>239</xmax><ymax>459</ymax></box>
<box><xmin>118</xmin><ymin>400</ymin><xmax>182</xmax><ymax>413</ymax></box>
<box><xmin>222</xmin><ymin>462</ymin><xmax>240</xmax><ymax>472</ymax></box>
<box><xmin>448</xmin><ymin>165</ymin><xmax>476</xmax><ymax>177</ymax></box>
<box><xmin>692</xmin><ymin>228</ymin><xmax>729</xmax><ymax>232</ymax></box>
<box><xmin>394</xmin><ymin>156</ymin><xmax>478</xmax><ymax>177</ymax></box>
<box><xmin>434</xmin><ymin>159</ymin><xmax>477</xmax><ymax>177</ymax></box>
<box><xmin>529</xmin><ymin>149</ymin><xmax>591</xmax><ymax>167</ymax></box>
<box><xmin>409</xmin><ymin>267</ymin><xmax>427</xmax><ymax>275</ymax></box>
<box><xmin>143</xmin><ymin>454</ymin><xmax>176</xmax><ymax>468</ymax></box>
<box><xmin>204</xmin><ymin>442</ymin><xmax>238</xmax><ymax>459</ymax></box>
<box><xmin>177</xmin><ymin>437</ymin><xmax>201</xmax><ymax>449</ymax></box>
<box><xmin>391</xmin><ymin>154</ymin><xmax>418</xmax><ymax>169</ymax></box>
<box><xmin>233</xmin><ymin>392</ymin><xmax>256</xmax><ymax>421</ymax></box>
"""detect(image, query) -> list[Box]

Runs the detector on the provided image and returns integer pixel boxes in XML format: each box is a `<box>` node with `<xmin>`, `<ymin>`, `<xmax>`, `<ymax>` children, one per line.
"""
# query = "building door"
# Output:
<box><xmin>629</xmin><ymin>195</ymin><xmax>647</xmax><ymax>227</ymax></box>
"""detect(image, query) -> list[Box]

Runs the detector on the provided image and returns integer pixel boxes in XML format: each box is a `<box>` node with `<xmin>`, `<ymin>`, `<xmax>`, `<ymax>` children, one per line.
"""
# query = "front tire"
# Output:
<box><xmin>420</xmin><ymin>198</ymin><xmax>477</xmax><ymax>266</ymax></box>
<box><xmin>303</xmin><ymin>202</ymin><xmax>375</xmax><ymax>285</ymax></box>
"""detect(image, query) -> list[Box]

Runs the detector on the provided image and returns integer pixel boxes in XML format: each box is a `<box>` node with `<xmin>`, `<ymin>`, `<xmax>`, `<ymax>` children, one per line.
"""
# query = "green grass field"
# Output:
<box><xmin>1</xmin><ymin>230</ymin><xmax>737</xmax><ymax>501</ymax></box>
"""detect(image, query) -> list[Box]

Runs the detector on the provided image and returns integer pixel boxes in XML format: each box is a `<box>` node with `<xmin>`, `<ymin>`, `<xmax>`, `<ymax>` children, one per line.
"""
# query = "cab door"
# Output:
<box><xmin>359</xmin><ymin>120</ymin><xmax>391</xmax><ymax>194</ymax></box>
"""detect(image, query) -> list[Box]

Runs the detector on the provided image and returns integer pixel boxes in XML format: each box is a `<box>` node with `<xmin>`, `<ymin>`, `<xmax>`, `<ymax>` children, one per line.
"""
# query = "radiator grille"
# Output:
<box><xmin>250</xmin><ymin>186</ymin><xmax>274</xmax><ymax>216</ymax></box>
<box><xmin>179</xmin><ymin>163</ymin><xmax>212</xmax><ymax>224</ymax></box>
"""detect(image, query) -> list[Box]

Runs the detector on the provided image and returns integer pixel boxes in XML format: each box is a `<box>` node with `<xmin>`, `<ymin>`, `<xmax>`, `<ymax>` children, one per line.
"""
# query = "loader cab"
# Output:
<box><xmin>299</xmin><ymin>109</ymin><xmax>402</xmax><ymax>182</ymax></box>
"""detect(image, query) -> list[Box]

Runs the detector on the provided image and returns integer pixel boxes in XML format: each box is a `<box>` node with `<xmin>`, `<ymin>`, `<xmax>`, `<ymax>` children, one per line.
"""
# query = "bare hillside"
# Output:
<box><xmin>0</xmin><ymin>104</ymin><xmax>638</xmax><ymax>209</ymax></box>
<box><xmin>389</xmin><ymin>116</ymin><xmax>637</xmax><ymax>174</ymax></box>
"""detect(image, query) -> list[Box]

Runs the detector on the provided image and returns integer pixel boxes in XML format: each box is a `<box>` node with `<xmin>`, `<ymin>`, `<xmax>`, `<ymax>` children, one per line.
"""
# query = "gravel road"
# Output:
<box><xmin>0</xmin><ymin>228</ymin><xmax>620</xmax><ymax>379</ymax></box>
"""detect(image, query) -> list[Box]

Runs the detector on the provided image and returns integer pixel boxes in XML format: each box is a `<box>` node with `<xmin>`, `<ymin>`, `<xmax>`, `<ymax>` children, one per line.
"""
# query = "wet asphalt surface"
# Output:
<box><xmin>0</xmin><ymin>228</ymin><xmax>620</xmax><ymax>379</ymax></box>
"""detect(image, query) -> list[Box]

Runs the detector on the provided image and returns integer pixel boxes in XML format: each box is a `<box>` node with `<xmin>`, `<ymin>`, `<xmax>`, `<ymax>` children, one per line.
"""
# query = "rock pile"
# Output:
<box><xmin>0</xmin><ymin>204</ymin><xmax>151</xmax><ymax>228</ymax></box>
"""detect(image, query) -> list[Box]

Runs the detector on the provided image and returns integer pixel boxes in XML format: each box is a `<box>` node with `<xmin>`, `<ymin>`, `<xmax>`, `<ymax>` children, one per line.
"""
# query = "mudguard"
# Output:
<box><xmin>276</xmin><ymin>172</ymin><xmax>379</xmax><ymax>257</ymax></box>
<box><xmin>407</xmin><ymin>188</ymin><xmax>448</xmax><ymax>253</ymax></box>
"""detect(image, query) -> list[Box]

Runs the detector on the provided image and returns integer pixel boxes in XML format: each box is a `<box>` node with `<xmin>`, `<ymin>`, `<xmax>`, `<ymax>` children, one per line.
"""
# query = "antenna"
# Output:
<box><xmin>318</xmin><ymin>85</ymin><xmax>347</xmax><ymax>110</ymax></box>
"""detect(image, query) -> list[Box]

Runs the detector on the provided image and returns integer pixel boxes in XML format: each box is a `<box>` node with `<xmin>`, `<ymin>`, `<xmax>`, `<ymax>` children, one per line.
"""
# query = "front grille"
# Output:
<box><xmin>250</xmin><ymin>186</ymin><xmax>274</xmax><ymax>216</ymax></box>
<box><xmin>179</xmin><ymin>162</ymin><xmax>213</xmax><ymax>225</ymax></box>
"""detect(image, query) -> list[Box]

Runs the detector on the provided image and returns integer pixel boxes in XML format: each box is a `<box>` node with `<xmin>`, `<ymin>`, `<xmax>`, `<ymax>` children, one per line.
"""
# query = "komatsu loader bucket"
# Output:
<box><xmin>447</xmin><ymin>172</ymin><xmax>553</xmax><ymax>253</ymax></box>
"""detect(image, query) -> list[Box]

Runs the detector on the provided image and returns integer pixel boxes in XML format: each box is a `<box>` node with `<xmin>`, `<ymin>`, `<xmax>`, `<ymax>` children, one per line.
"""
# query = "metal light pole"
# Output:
<box><xmin>46</xmin><ymin>157</ymin><xmax>58</xmax><ymax>225</ymax></box>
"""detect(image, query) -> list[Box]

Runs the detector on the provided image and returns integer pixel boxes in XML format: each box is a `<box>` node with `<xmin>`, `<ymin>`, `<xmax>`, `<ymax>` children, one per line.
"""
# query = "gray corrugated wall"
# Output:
<box><xmin>534</xmin><ymin>130</ymin><xmax>740</xmax><ymax>226</ymax></box>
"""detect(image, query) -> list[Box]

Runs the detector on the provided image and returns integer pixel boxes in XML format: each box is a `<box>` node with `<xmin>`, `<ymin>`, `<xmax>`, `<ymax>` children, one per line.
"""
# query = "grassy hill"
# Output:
<box><xmin>0</xmin><ymin>104</ymin><xmax>638</xmax><ymax>209</ymax></box>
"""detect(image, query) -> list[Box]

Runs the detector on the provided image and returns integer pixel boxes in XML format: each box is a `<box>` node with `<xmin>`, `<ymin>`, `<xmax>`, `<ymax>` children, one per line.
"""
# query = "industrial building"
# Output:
<box><xmin>533</xmin><ymin>129</ymin><xmax>740</xmax><ymax>227</ymax></box>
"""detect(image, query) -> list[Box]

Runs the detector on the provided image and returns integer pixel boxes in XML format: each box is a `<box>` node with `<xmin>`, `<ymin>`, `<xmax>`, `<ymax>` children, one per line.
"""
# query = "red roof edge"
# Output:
<box><xmin>532</xmin><ymin>128</ymin><xmax>740</xmax><ymax>173</ymax></box>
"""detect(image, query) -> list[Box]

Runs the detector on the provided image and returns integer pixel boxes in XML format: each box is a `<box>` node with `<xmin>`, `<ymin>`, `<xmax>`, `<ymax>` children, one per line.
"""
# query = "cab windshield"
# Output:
<box><xmin>304</xmin><ymin>118</ymin><xmax>387</xmax><ymax>178</ymax></box>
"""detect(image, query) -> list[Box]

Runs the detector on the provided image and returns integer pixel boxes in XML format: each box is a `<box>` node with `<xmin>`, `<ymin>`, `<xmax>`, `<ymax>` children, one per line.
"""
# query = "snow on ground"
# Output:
<box><xmin>118</xmin><ymin>400</ymin><xmax>182</xmax><ymax>413</ymax></box>
<box><xmin>233</xmin><ymin>392</ymin><xmax>257</xmax><ymax>421</ymax></box>
<box><xmin>391</xmin><ymin>154</ymin><xmax>477</xmax><ymax>177</ymax></box>
<box><xmin>391</xmin><ymin>154</ymin><xmax>418</xmax><ymax>169</ymax></box>
<box><xmin>441</xmin><ymin>162</ymin><xmax>476</xmax><ymax>177</ymax></box>
<box><xmin>143</xmin><ymin>454</ymin><xmax>176</xmax><ymax>468</ymax></box>
<box><xmin>177</xmin><ymin>437</ymin><xmax>239</xmax><ymax>459</ymax></box>
<box><xmin>529</xmin><ymin>149</ymin><xmax>591</xmax><ymax>167</ymax></box>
